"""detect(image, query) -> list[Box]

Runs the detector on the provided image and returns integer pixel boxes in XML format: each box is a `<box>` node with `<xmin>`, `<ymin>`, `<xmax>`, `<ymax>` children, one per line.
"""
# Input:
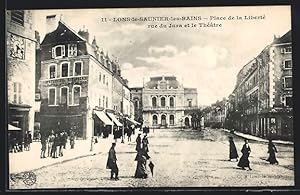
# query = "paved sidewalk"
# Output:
<box><xmin>9</xmin><ymin>133</ymin><xmax>139</xmax><ymax>174</ymax></box>
<box><xmin>219</xmin><ymin>128</ymin><xmax>293</xmax><ymax>145</ymax></box>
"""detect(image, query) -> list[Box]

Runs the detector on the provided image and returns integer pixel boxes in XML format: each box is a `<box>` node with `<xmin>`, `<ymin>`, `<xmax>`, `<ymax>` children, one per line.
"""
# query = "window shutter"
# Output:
<box><xmin>52</xmin><ymin>47</ymin><xmax>55</xmax><ymax>58</ymax></box>
<box><xmin>62</xmin><ymin>46</ymin><xmax>65</xmax><ymax>56</ymax></box>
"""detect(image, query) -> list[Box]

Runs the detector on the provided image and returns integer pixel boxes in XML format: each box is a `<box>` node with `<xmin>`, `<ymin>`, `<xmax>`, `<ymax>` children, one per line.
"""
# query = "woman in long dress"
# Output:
<box><xmin>229</xmin><ymin>136</ymin><xmax>238</xmax><ymax>161</ymax></box>
<box><xmin>134</xmin><ymin>153</ymin><xmax>148</xmax><ymax>179</ymax></box>
<box><xmin>237</xmin><ymin>139</ymin><xmax>252</xmax><ymax>170</ymax></box>
<box><xmin>266</xmin><ymin>139</ymin><xmax>279</xmax><ymax>164</ymax></box>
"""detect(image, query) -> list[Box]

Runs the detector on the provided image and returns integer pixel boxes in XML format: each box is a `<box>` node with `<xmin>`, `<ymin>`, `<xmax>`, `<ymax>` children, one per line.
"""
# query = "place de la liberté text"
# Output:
<box><xmin>99</xmin><ymin>15</ymin><xmax>266</xmax><ymax>29</ymax></box>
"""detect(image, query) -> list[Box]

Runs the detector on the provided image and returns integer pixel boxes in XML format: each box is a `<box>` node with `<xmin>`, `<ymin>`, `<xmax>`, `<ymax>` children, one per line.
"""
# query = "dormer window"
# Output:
<box><xmin>281</xmin><ymin>46</ymin><xmax>292</xmax><ymax>54</ymax></box>
<box><xmin>68</xmin><ymin>44</ymin><xmax>77</xmax><ymax>57</ymax></box>
<box><xmin>52</xmin><ymin>45</ymin><xmax>65</xmax><ymax>59</ymax></box>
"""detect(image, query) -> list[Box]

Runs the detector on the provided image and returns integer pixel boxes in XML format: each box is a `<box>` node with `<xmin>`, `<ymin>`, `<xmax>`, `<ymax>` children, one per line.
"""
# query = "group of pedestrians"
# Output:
<box><xmin>40</xmin><ymin>130</ymin><xmax>76</xmax><ymax>159</ymax></box>
<box><xmin>106</xmin><ymin>129</ymin><xmax>152</xmax><ymax>180</ymax></box>
<box><xmin>134</xmin><ymin>132</ymin><xmax>151</xmax><ymax>179</ymax></box>
<box><xmin>228</xmin><ymin>136</ymin><xmax>279</xmax><ymax>171</ymax></box>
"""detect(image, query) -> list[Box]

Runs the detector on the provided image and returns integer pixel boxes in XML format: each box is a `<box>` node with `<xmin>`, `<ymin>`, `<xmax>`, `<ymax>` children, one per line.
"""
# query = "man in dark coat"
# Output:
<box><xmin>237</xmin><ymin>139</ymin><xmax>252</xmax><ymax>170</ymax></box>
<box><xmin>136</xmin><ymin>133</ymin><xmax>142</xmax><ymax>152</ymax></box>
<box><xmin>266</xmin><ymin>139</ymin><xmax>279</xmax><ymax>165</ymax></box>
<box><xmin>52</xmin><ymin>133</ymin><xmax>59</xmax><ymax>158</ymax></box>
<box><xmin>69</xmin><ymin>131</ymin><xmax>75</xmax><ymax>149</ymax></box>
<box><xmin>106</xmin><ymin>142</ymin><xmax>119</xmax><ymax>180</ymax></box>
<box><xmin>40</xmin><ymin>134</ymin><xmax>47</xmax><ymax>158</ymax></box>
<box><xmin>229</xmin><ymin>136</ymin><xmax>238</xmax><ymax>161</ymax></box>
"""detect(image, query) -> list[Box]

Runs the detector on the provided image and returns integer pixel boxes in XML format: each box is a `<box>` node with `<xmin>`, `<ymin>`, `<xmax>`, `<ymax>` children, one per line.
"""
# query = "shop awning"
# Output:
<box><xmin>8</xmin><ymin>124</ymin><xmax>22</xmax><ymax>131</ymax></box>
<box><xmin>94</xmin><ymin>110</ymin><xmax>113</xmax><ymax>126</ymax></box>
<box><xmin>107</xmin><ymin>113</ymin><xmax>123</xmax><ymax>127</ymax></box>
<box><xmin>126</xmin><ymin>117</ymin><xmax>141</xmax><ymax>125</ymax></box>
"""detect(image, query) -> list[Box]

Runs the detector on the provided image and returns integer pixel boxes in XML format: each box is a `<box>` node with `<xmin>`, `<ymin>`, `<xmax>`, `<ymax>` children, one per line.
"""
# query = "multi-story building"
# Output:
<box><xmin>203</xmin><ymin>99</ymin><xmax>227</xmax><ymax>128</ymax></box>
<box><xmin>142</xmin><ymin>75</ymin><xmax>198</xmax><ymax>128</ymax></box>
<box><xmin>39</xmin><ymin>16</ymin><xmax>134</xmax><ymax>139</ymax></box>
<box><xmin>6</xmin><ymin>10</ymin><xmax>36</xmax><ymax>147</ymax></box>
<box><xmin>131</xmin><ymin>87</ymin><xmax>143</xmax><ymax>124</ymax></box>
<box><xmin>226</xmin><ymin>30</ymin><xmax>292</xmax><ymax>140</ymax></box>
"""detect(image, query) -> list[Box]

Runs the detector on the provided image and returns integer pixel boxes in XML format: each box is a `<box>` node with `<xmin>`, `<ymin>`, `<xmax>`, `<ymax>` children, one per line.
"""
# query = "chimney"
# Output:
<box><xmin>46</xmin><ymin>15</ymin><xmax>58</xmax><ymax>34</ymax></box>
<box><xmin>78</xmin><ymin>26</ymin><xmax>89</xmax><ymax>43</ymax></box>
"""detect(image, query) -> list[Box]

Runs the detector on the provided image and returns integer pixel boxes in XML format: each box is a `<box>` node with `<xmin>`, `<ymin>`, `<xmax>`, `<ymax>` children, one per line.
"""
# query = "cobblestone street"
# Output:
<box><xmin>10</xmin><ymin>128</ymin><xmax>294</xmax><ymax>189</ymax></box>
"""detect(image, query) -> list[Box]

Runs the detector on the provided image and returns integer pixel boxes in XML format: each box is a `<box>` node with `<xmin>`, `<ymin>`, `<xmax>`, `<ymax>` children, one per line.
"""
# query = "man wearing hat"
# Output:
<box><xmin>135</xmin><ymin>133</ymin><xmax>142</xmax><ymax>152</ymax></box>
<box><xmin>106</xmin><ymin>141</ymin><xmax>119</xmax><ymax>180</ymax></box>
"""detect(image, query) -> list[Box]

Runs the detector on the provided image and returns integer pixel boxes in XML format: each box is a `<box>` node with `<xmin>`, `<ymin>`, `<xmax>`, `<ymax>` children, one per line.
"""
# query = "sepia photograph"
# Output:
<box><xmin>5</xmin><ymin>5</ymin><xmax>294</xmax><ymax>189</ymax></box>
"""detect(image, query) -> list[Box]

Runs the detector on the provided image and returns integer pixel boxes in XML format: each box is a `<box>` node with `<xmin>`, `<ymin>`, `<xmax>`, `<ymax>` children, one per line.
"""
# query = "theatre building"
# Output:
<box><xmin>142</xmin><ymin>75</ymin><xmax>198</xmax><ymax>128</ymax></box>
<box><xmin>6</xmin><ymin>10</ymin><xmax>36</xmax><ymax>149</ymax></box>
<box><xmin>39</xmin><ymin>16</ymin><xmax>126</xmax><ymax>139</ymax></box>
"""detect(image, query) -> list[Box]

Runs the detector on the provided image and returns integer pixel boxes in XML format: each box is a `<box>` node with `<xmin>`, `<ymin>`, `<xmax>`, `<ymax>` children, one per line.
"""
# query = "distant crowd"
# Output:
<box><xmin>40</xmin><ymin>130</ymin><xmax>76</xmax><ymax>159</ymax></box>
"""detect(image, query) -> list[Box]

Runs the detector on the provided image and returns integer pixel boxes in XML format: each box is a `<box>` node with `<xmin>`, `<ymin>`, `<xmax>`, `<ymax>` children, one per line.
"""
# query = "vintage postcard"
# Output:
<box><xmin>6</xmin><ymin>5</ymin><xmax>293</xmax><ymax>189</ymax></box>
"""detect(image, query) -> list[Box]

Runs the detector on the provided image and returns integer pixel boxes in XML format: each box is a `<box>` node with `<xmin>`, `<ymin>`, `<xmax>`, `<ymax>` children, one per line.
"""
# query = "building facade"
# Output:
<box><xmin>131</xmin><ymin>87</ymin><xmax>143</xmax><ymax>124</ymax></box>
<box><xmin>6</xmin><ymin>10</ymin><xmax>36</xmax><ymax>146</ymax></box>
<box><xmin>224</xmin><ymin>30</ymin><xmax>292</xmax><ymax>140</ymax></box>
<box><xmin>39</xmin><ymin>16</ymin><xmax>134</xmax><ymax>139</ymax></box>
<box><xmin>142</xmin><ymin>75</ymin><xmax>198</xmax><ymax>128</ymax></box>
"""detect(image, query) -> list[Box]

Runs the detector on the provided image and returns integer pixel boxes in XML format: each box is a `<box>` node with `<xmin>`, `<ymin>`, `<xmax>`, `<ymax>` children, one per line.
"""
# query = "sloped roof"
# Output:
<box><xmin>41</xmin><ymin>21</ymin><xmax>86</xmax><ymax>45</ymax></box>
<box><xmin>272</xmin><ymin>30</ymin><xmax>291</xmax><ymax>45</ymax></box>
<box><xmin>146</xmin><ymin>76</ymin><xmax>180</xmax><ymax>89</ymax></box>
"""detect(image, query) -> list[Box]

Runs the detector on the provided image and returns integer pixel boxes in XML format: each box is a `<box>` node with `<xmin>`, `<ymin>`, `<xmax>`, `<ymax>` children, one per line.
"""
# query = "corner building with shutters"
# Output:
<box><xmin>39</xmin><ymin>16</ymin><xmax>129</xmax><ymax>139</ymax></box>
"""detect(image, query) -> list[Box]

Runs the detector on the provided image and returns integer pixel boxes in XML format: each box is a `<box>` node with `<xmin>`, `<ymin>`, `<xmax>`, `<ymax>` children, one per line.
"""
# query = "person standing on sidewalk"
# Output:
<box><xmin>127</xmin><ymin>126</ymin><xmax>132</xmax><ymax>142</ymax></box>
<box><xmin>48</xmin><ymin>131</ymin><xmax>55</xmax><ymax>157</ymax></box>
<box><xmin>266</xmin><ymin>139</ymin><xmax>279</xmax><ymax>165</ymax></box>
<box><xmin>62</xmin><ymin>130</ymin><xmax>68</xmax><ymax>149</ymax></box>
<box><xmin>237</xmin><ymin>139</ymin><xmax>252</xmax><ymax>170</ymax></box>
<box><xmin>69</xmin><ymin>130</ymin><xmax>75</xmax><ymax>149</ymax></box>
<box><xmin>59</xmin><ymin>132</ymin><xmax>64</xmax><ymax>157</ymax></box>
<box><xmin>228</xmin><ymin>136</ymin><xmax>238</xmax><ymax>161</ymax></box>
<box><xmin>52</xmin><ymin>133</ymin><xmax>59</xmax><ymax>158</ymax></box>
<box><xmin>40</xmin><ymin>134</ymin><xmax>47</xmax><ymax>158</ymax></box>
<box><xmin>106</xmin><ymin>142</ymin><xmax>119</xmax><ymax>180</ymax></box>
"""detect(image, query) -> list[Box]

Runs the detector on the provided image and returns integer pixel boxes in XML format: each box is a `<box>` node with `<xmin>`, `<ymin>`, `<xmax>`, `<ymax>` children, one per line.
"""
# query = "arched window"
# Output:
<box><xmin>134</xmin><ymin>100</ymin><xmax>139</xmax><ymax>109</ymax></box>
<box><xmin>152</xmin><ymin>115</ymin><xmax>158</xmax><ymax>125</ymax></box>
<box><xmin>161</xmin><ymin>97</ymin><xmax>166</xmax><ymax>107</ymax></box>
<box><xmin>73</xmin><ymin>86</ymin><xmax>81</xmax><ymax>105</ymax></box>
<box><xmin>161</xmin><ymin>115</ymin><xmax>166</xmax><ymax>126</ymax></box>
<box><xmin>170</xmin><ymin>115</ymin><xmax>174</xmax><ymax>125</ymax></box>
<box><xmin>60</xmin><ymin>87</ymin><xmax>69</xmax><ymax>105</ymax></box>
<box><xmin>170</xmin><ymin>97</ymin><xmax>174</xmax><ymax>107</ymax></box>
<box><xmin>152</xmin><ymin>97</ymin><xmax>157</xmax><ymax>107</ymax></box>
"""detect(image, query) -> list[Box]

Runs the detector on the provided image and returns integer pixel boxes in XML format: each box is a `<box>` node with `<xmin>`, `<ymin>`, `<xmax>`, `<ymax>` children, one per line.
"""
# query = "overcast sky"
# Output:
<box><xmin>32</xmin><ymin>6</ymin><xmax>291</xmax><ymax>106</ymax></box>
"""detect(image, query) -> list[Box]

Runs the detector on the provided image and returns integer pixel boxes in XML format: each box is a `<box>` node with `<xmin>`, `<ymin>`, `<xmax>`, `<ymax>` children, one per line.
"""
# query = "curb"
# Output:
<box><xmin>219</xmin><ymin>128</ymin><xmax>293</xmax><ymax>146</ymax></box>
<box><xmin>10</xmin><ymin>151</ymin><xmax>103</xmax><ymax>175</ymax></box>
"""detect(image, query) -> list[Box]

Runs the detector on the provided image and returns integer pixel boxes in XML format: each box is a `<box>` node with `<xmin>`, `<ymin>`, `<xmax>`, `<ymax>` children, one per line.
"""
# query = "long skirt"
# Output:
<box><xmin>237</xmin><ymin>154</ymin><xmax>250</xmax><ymax>168</ymax></box>
<box><xmin>230</xmin><ymin>145</ymin><xmax>239</xmax><ymax>159</ymax></box>
<box><xmin>267</xmin><ymin>152</ymin><xmax>278</xmax><ymax>164</ymax></box>
<box><xmin>134</xmin><ymin>161</ymin><xmax>147</xmax><ymax>178</ymax></box>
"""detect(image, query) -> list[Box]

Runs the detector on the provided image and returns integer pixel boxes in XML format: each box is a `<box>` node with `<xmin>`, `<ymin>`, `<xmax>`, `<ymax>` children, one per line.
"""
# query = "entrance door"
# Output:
<box><xmin>185</xmin><ymin>117</ymin><xmax>190</xmax><ymax>127</ymax></box>
<box><xmin>161</xmin><ymin>115</ymin><xmax>166</xmax><ymax>126</ymax></box>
